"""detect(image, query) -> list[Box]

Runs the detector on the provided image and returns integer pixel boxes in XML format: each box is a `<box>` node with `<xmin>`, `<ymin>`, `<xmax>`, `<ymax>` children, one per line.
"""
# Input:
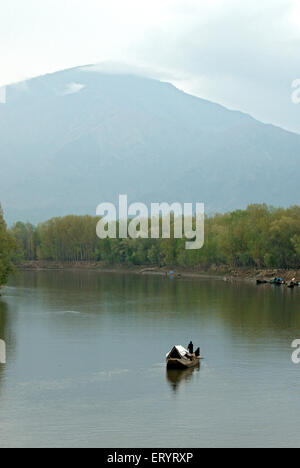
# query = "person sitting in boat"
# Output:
<box><xmin>188</xmin><ymin>341</ymin><xmax>194</xmax><ymax>354</ymax></box>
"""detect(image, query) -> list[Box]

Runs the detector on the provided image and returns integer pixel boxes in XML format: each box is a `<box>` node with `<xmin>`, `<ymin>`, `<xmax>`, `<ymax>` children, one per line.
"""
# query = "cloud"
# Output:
<box><xmin>0</xmin><ymin>86</ymin><xmax>6</xmax><ymax>104</ymax></box>
<box><xmin>0</xmin><ymin>0</ymin><xmax>300</xmax><ymax>131</ymax></box>
<box><xmin>126</xmin><ymin>0</ymin><xmax>300</xmax><ymax>132</ymax></box>
<box><xmin>62</xmin><ymin>82</ymin><xmax>85</xmax><ymax>95</ymax></box>
<box><xmin>80</xmin><ymin>61</ymin><xmax>188</xmax><ymax>83</ymax></box>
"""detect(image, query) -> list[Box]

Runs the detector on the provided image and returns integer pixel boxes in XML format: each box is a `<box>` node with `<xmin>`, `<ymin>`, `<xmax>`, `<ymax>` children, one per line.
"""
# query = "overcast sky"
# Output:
<box><xmin>1</xmin><ymin>0</ymin><xmax>300</xmax><ymax>133</ymax></box>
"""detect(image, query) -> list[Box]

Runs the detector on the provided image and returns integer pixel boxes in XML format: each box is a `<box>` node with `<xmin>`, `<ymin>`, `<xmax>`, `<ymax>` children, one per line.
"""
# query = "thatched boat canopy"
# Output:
<box><xmin>166</xmin><ymin>345</ymin><xmax>189</xmax><ymax>360</ymax></box>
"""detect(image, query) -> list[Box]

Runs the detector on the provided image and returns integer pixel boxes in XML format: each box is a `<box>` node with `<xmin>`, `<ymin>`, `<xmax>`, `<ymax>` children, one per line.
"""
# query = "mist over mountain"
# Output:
<box><xmin>0</xmin><ymin>65</ymin><xmax>299</xmax><ymax>225</ymax></box>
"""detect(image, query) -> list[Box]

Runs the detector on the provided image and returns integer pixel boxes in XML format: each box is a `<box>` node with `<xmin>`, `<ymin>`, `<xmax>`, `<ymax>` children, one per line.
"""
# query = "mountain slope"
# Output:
<box><xmin>0</xmin><ymin>65</ymin><xmax>299</xmax><ymax>224</ymax></box>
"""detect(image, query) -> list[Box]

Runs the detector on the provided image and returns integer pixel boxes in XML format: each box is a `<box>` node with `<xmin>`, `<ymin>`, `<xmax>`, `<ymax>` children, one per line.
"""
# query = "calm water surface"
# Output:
<box><xmin>0</xmin><ymin>271</ymin><xmax>299</xmax><ymax>448</ymax></box>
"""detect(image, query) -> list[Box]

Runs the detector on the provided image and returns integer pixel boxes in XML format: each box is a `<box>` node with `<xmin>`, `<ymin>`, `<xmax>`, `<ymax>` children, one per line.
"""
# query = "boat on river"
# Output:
<box><xmin>270</xmin><ymin>277</ymin><xmax>285</xmax><ymax>285</ymax></box>
<box><xmin>287</xmin><ymin>279</ymin><xmax>300</xmax><ymax>288</ymax></box>
<box><xmin>166</xmin><ymin>345</ymin><xmax>200</xmax><ymax>369</ymax></box>
<box><xmin>256</xmin><ymin>279</ymin><xmax>268</xmax><ymax>284</ymax></box>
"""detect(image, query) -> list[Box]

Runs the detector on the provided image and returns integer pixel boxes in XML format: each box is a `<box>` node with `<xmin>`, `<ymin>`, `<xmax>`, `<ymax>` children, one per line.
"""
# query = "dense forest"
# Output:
<box><xmin>8</xmin><ymin>204</ymin><xmax>300</xmax><ymax>269</ymax></box>
<box><xmin>0</xmin><ymin>205</ymin><xmax>15</xmax><ymax>287</ymax></box>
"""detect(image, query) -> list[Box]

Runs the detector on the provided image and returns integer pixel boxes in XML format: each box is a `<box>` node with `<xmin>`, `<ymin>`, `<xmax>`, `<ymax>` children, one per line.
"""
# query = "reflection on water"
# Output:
<box><xmin>166</xmin><ymin>365</ymin><xmax>200</xmax><ymax>393</ymax></box>
<box><xmin>7</xmin><ymin>270</ymin><xmax>300</xmax><ymax>335</ymax></box>
<box><xmin>0</xmin><ymin>301</ymin><xmax>5</xmax><ymax>392</ymax></box>
<box><xmin>0</xmin><ymin>271</ymin><xmax>299</xmax><ymax>448</ymax></box>
<box><xmin>0</xmin><ymin>300</ymin><xmax>15</xmax><ymax>397</ymax></box>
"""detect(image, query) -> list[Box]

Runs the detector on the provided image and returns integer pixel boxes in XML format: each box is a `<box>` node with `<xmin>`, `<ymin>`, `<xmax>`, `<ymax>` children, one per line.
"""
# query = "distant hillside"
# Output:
<box><xmin>0</xmin><ymin>65</ymin><xmax>299</xmax><ymax>224</ymax></box>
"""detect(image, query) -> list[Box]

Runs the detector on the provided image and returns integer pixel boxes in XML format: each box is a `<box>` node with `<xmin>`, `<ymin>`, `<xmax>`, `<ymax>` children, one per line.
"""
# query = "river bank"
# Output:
<box><xmin>14</xmin><ymin>261</ymin><xmax>300</xmax><ymax>283</ymax></box>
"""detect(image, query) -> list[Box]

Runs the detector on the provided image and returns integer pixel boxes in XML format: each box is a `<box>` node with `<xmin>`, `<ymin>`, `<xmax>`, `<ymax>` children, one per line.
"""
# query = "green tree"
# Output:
<box><xmin>0</xmin><ymin>205</ymin><xmax>15</xmax><ymax>288</ymax></box>
<box><xmin>7</xmin><ymin>205</ymin><xmax>300</xmax><ymax>271</ymax></box>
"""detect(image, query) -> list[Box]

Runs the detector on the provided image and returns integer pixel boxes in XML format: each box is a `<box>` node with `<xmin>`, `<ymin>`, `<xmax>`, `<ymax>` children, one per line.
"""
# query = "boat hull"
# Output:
<box><xmin>256</xmin><ymin>279</ymin><xmax>267</xmax><ymax>284</ymax></box>
<box><xmin>166</xmin><ymin>357</ymin><xmax>200</xmax><ymax>369</ymax></box>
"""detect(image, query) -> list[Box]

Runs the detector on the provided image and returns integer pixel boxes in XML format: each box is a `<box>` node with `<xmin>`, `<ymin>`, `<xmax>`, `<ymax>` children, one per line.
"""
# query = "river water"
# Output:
<box><xmin>0</xmin><ymin>271</ymin><xmax>299</xmax><ymax>448</ymax></box>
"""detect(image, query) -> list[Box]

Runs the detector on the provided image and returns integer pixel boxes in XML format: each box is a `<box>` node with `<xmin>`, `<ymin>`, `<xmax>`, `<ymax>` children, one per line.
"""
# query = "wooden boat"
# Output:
<box><xmin>256</xmin><ymin>279</ymin><xmax>267</xmax><ymax>284</ymax></box>
<box><xmin>270</xmin><ymin>277</ymin><xmax>285</xmax><ymax>285</ymax></box>
<box><xmin>166</xmin><ymin>345</ymin><xmax>200</xmax><ymax>369</ymax></box>
<box><xmin>287</xmin><ymin>280</ymin><xmax>299</xmax><ymax>288</ymax></box>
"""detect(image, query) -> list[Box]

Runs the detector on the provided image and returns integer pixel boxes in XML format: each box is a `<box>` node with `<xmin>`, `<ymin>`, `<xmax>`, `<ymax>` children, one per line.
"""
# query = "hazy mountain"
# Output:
<box><xmin>0</xmin><ymin>65</ymin><xmax>299</xmax><ymax>225</ymax></box>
